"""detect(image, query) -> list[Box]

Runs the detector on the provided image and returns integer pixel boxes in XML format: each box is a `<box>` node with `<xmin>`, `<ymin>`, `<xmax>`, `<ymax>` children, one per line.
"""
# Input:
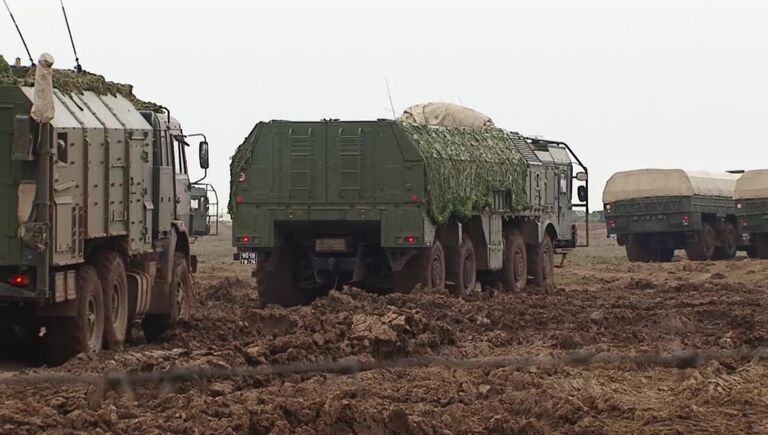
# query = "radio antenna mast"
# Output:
<box><xmin>2</xmin><ymin>0</ymin><xmax>34</xmax><ymax>65</ymax></box>
<box><xmin>385</xmin><ymin>78</ymin><xmax>397</xmax><ymax>119</ymax></box>
<box><xmin>59</xmin><ymin>0</ymin><xmax>82</xmax><ymax>72</ymax></box>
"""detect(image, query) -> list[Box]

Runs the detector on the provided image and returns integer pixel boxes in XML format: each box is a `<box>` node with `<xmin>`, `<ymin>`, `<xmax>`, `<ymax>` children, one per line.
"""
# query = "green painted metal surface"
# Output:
<box><xmin>230</xmin><ymin>120</ymin><xmax>541</xmax><ymax>249</ymax></box>
<box><xmin>0</xmin><ymin>86</ymin><xmax>31</xmax><ymax>266</ymax></box>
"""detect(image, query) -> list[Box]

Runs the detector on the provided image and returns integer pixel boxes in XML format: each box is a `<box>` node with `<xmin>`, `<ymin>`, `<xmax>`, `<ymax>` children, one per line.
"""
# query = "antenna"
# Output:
<box><xmin>2</xmin><ymin>0</ymin><xmax>34</xmax><ymax>65</ymax></box>
<box><xmin>59</xmin><ymin>0</ymin><xmax>82</xmax><ymax>72</ymax></box>
<box><xmin>385</xmin><ymin>78</ymin><xmax>397</xmax><ymax>119</ymax></box>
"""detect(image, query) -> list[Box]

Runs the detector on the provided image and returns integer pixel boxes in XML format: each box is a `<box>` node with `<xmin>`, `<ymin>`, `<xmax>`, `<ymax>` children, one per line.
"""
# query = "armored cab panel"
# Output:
<box><xmin>98</xmin><ymin>94</ymin><xmax>154</xmax><ymax>252</ymax></box>
<box><xmin>69</xmin><ymin>91</ymin><xmax>123</xmax><ymax>239</ymax></box>
<box><xmin>21</xmin><ymin>87</ymin><xmax>88</xmax><ymax>265</ymax></box>
<box><xmin>18</xmin><ymin>88</ymin><xmax>153</xmax><ymax>264</ymax></box>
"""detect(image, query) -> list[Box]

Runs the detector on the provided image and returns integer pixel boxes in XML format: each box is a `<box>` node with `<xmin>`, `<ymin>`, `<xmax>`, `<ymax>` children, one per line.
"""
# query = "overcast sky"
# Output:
<box><xmin>2</xmin><ymin>0</ymin><xmax>767</xmax><ymax>210</ymax></box>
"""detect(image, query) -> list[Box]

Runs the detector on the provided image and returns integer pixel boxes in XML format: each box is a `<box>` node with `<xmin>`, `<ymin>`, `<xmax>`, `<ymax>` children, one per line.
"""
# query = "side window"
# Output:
<box><xmin>56</xmin><ymin>132</ymin><xmax>68</xmax><ymax>164</ymax></box>
<box><xmin>175</xmin><ymin>137</ymin><xmax>188</xmax><ymax>175</ymax></box>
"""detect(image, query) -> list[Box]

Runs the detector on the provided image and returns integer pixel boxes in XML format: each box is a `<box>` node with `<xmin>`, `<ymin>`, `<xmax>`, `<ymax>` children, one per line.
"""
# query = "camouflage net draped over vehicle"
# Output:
<box><xmin>0</xmin><ymin>55</ymin><xmax>163</xmax><ymax>112</ymax></box>
<box><xmin>399</xmin><ymin>122</ymin><xmax>529</xmax><ymax>223</ymax></box>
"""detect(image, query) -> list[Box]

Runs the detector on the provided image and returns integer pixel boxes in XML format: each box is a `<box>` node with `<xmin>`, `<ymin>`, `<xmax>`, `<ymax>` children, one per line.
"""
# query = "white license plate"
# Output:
<box><xmin>239</xmin><ymin>251</ymin><xmax>258</xmax><ymax>264</ymax></box>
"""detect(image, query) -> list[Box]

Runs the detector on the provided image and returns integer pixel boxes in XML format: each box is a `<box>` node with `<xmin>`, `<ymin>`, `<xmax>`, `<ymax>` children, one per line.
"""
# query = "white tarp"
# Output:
<box><xmin>399</xmin><ymin>102</ymin><xmax>495</xmax><ymax>128</ymax></box>
<box><xmin>603</xmin><ymin>169</ymin><xmax>740</xmax><ymax>203</ymax></box>
<box><xmin>735</xmin><ymin>169</ymin><xmax>768</xmax><ymax>200</ymax></box>
<box><xmin>30</xmin><ymin>53</ymin><xmax>55</xmax><ymax>123</ymax></box>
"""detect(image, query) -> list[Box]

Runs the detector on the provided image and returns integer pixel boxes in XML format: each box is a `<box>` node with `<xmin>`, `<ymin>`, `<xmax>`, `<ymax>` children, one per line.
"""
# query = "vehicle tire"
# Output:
<box><xmin>143</xmin><ymin>253</ymin><xmax>193</xmax><ymax>341</ymax></box>
<box><xmin>42</xmin><ymin>265</ymin><xmax>104</xmax><ymax>366</ymax></box>
<box><xmin>626</xmin><ymin>236</ymin><xmax>653</xmax><ymax>263</ymax></box>
<box><xmin>394</xmin><ymin>240</ymin><xmax>446</xmax><ymax>293</ymax></box>
<box><xmin>500</xmin><ymin>229</ymin><xmax>527</xmax><ymax>291</ymax></box>
<box><xmin>255</xmin><ymin>246</ymin><xmax>306</xmax><ymax>307</ymax></box>
<box><xmin>713</xmin><ymin>222</ymin><xmax>738</xmax><ymax>260</ymax></box>
<box><xmin>655</xmin><ymin>248</ymin><xmax>675</xmax><ymax>263</ymax></box>
<box><xmin>447</xmin><ymin>234</ymin><xmax>476</xmax><ymax>296</ymax></box>
<box><xmin>755</xmin><ymin>234</ymin><xmax>768</xmax><ymax>260</ymax></box>
<box><xmin>686</xmin><ymin>222</ymin><xmax>716</xmax><ymax>261</ymax></box>
<box><xmin>528</xmin><ymin>234</ymin><xmax>555</xmax><ymax>292</ymax></box>
<box><xmin>91</xmin><ymin>251</ymin><xmax>129</xmax><ymax>350</ymax></box>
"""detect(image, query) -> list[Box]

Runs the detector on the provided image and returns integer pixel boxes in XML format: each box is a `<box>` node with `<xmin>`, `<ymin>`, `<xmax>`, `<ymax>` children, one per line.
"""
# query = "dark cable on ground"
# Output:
<box><xmin>2</xmin><ymin>347</ymin><xmax>766</xmax><ymax>394</ymax></box>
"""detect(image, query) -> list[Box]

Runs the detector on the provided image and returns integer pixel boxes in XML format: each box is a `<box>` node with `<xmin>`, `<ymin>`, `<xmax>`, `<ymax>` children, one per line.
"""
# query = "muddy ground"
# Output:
<box><xmin>1</xmin><ymin>224</ymin><xmax>768</xmax><ymax>434</ymax></box>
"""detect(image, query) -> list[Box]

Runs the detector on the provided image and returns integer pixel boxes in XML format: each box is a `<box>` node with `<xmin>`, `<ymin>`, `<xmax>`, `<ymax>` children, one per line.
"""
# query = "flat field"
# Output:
<box><xmin>1</xmin><ymin>224</ymin><xmax>767</xmax><ymax>434</ymax></box>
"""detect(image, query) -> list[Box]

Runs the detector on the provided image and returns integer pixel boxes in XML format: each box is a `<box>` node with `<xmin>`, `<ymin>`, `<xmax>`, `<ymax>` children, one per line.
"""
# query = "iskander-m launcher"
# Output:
<box><xmin>230</xmin><ymin>105</ymin><xmax>588</xmax><ymax>307</ymax></box>
<box><xmin>0</xmin><ymin>54</ymin><xmax>212</xmax><ymax>365</ymax></box>
<box><xmin>735</xmin><ymin>169</ymin><xmax>768</xmax><ymax>259</ymax></box>
<box><xmin>603</xmin><ymin>169</ymin><xmax>747</xmax><ymax>262</ymax></box>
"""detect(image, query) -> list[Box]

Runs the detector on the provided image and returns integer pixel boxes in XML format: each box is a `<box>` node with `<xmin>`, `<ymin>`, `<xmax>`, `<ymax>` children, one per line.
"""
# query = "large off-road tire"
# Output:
<box><xmin>528</xmin><ymin>234</ymin><xmax>555</xmax><ymax>292</ymax></box>
<box><xmin>447</xmin><ymin>234</ymin><xmax>476</xmax><ymax>296</ymax></box>
<box><xmin>255</xmin><ymin>247</ymin><xmax>306</xmax><ymax>307</ymax></box>
<box><xmin>500</xmin><ymin>229</ymin><xmax>527</xmax><ymax>292</ymax></box>
<box><xmin>394</xmin><ymin>240</ymin><xmax>446</xmax><ymax>293</ymax></box>
<box><xmin>626</xmin><ymin>236</ymin><xmax>653</xmax><ymax>263</ymax></box>
<box><xmin>755</xmin><ymin>234</ymin><xmax>768</xmax><ymax>260</ymax></box>
<box><xmin>91</xmin><ymin>251</ymin><xmax>129</xmax><ymax>350</ymax></box>
<box><xmin>713</xmin><ymin>222</ymin><xmax>738</xmax><ymax>260</ymax></box>
<box><xmin>143</xmin><ymin>253</ymin><xmax>192</xmax><ymax>341</ymax></box>
<box><xmin>42</xmin><ymin>265</ymin><xmax>104</xmax><ymax>366</ymax></box>
<box><xmin>686</xmin><ymin>222</ymin><xmax>716</xmax><ymax>261</ymax></box>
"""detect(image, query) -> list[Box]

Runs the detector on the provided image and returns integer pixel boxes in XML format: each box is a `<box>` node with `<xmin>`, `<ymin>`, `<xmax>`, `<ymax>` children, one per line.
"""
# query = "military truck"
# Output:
<box><xmin>603</xmin><ymin>169</ymin><xmax>742</xmax><ymax>262</ymax></box>
<box><xmin>0</xmin><ymin>55</ymin><xmax>210</xmax><ymax>364</ymax></box>
<box><xmin>230</xmin><ymin>118</ymin><xmax>588</xmax><ymax>306</ymax></box>
<box><xmin>735</xmin><ymin>169</ymin><xmax>768</xmax><ymax>259</ymax></box>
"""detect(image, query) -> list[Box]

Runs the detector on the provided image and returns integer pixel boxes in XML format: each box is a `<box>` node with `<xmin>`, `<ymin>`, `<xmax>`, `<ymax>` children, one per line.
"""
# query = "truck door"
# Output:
<box><xmin>173</xmin><ymin>134</ymin><xmax>191</xmax><ymax>225</ymax></box>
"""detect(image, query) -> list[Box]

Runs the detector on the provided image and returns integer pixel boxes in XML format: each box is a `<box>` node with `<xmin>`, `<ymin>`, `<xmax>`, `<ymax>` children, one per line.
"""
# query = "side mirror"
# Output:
<box><xmin>577</xmin><ymin>185</ymin><xmax>588</xmax><ymax>203</ymax></box>
<box><xmin>199</xmin><ymin>141</ymin><xmax>209</xmax><ymax>169</ymax></box>
<box><xmin>575</xmin><ymin>172</ymin><xmax>588</xmax><ymax>182</ymax></box>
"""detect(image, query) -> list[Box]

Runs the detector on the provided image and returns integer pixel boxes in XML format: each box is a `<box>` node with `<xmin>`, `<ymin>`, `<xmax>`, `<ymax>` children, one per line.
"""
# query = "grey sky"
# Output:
<box><xmin>3</xmin><ymin>0</ymin><xmax>767</xmax><ymax>210</ymax></box>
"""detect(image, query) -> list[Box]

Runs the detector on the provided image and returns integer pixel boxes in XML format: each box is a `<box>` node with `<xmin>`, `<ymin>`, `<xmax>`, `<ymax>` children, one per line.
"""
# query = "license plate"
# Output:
<box><xmin>239</xmin><ymin>251</ymin><xmax>258</xmax><ymax>265</ymax></box>
<box><xmin>315</xmin><ymin>238</ymin><xmax>349</xmax><ymax>253</ymax></box>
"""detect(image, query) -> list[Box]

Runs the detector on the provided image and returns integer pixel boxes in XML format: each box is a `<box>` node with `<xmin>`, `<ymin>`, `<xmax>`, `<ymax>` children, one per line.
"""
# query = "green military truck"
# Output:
<box><xmin>735</xmin><ymin>169</ymin><xmax>768</xmax><ymax>259</ymax></box>
<box><xmin>603</xmin><ymin>169</ymin><xmax>742</xmax><ymax>262</ymax></box>
<box><xmin>0</xmin><ymin>55</ymin><xmax>210</xmax><ymax>364</ymax></box>
<box><xmin>230</xmin><ymin>118</ymin><xmax>588</xmax><ymax>306</ymax></box>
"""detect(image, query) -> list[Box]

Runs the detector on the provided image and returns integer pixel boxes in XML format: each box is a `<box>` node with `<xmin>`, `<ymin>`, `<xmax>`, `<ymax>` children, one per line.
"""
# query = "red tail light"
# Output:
<box><xmin>8</xmin><ymin>274</ymin><xmax>30</xmax><ymax>287</ymax></box>
<box><xmin>235</xmin><ymin>196</ymin><xmax>244</xmax><ymax>204</ymax></box>
<box><xmin>608</xmin><ymin>218</ymin><xmax>616</xmax><ymax>229</ymax></box>
<box><xmin>239</xmin><ymin>236</ymin><xmax>251</xmax><ymax>243</ymax></box>
<box><xmin>405</xmin><ymin>235</ymin><xmax>417</xmax><ymax>245</ymax></box>
<box><xmin>681</xmin><ymin>215</ymin><xmax>690</xmax><ymax>226</ymax></box>
<box><xmin>409</xmin><ymin>195</ymin><xmax>419</xmax><ymax>203</ymax></box>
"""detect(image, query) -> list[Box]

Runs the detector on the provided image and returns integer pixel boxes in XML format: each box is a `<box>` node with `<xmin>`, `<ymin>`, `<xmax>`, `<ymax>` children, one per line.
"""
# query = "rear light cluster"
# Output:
<box><xmin>607</xmin><ymin>218</ymin><xmax>616</xmax><ymax>229</ymax></box>
<box><xmin>405</xmin><ymin>235</ymin><xmax>417</xmax><ymax>245</ymax></box>
<box><xmin>681</xmin><ymin>215</ymin><xmax>690</xmax><ymax>226</ymax></box>
<box><xmin>8</xmin><ymin>274</ymin><xmax>30</xmax><ymax>287</ymax></box>
<box><xmin>235</xmin><ymin>196</ymin><xmax>244</xmax><ymax>204</ymax></box>
<box><xmin>741</xmin><ymin>219</ymin><xmax>749</xmax><ymax>228</ymax></box>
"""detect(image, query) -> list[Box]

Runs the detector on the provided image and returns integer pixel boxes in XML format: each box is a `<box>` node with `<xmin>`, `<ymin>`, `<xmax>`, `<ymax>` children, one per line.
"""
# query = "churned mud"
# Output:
<box><xmin>1</xmin><ymin>224</ymin><xmax>767</xmax><ymax>434</ymax></box>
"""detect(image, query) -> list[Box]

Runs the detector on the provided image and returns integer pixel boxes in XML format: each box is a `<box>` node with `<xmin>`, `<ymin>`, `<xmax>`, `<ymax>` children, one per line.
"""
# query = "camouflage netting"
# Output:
<box><xmin>227</xmin><ymin>121</ymin><xmax>531</xmax><ymax>221</ymax></box>
<box><xmin>399</xmin><ymin>122</ymin><xmax>529</xmax><ymax>223</ymax></box>
<box><xmin>0</xmin><ymin>55</ymin><xmax>163</xmax><ymax>112</ymax></box>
